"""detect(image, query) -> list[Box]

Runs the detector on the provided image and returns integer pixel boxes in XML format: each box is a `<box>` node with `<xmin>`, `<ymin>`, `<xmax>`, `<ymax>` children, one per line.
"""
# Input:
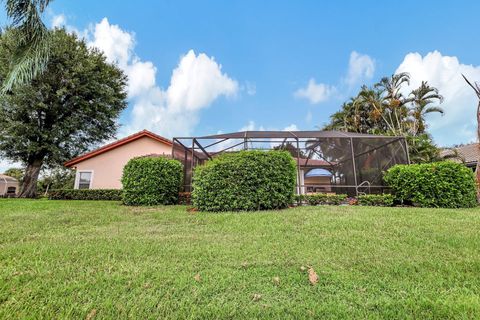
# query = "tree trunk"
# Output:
<box><xmin>18</xmin><ymin>158</ymin><xmax>43</xmax><ymax>198</ymax></box>
<box><xmin>477</xmin><ymin>101</ymin><xmax>480</xmax><ymax>202</ymax></box>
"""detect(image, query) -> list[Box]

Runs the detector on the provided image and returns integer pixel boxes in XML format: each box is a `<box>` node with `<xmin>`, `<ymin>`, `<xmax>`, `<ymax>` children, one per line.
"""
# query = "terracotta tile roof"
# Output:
<box><xmin>65</xmin><ymin>130</ymin><xmax>172</xmax><ymax>167</ymax></box>
<box><xmin>440</xmin><ymin>143</ymin><xmax>480</xmax><ymax>165</ymax></box>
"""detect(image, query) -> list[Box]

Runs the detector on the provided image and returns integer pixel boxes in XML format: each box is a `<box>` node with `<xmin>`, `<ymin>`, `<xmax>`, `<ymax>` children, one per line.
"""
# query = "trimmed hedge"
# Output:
<box><xmin>48</xmin><ymin>189</ymin><xmax>123</xmax><ymax>200</ymax></box>
<box><xmin>121</xmin><ymin>157</ymin><xmax>183</xmax><ymax>206</ymax></box>
<box><xmin>384</xmin><ymin>161</ymin><xmax>477</xmax><ymax>208</ymax></box>
<box><xmin>192</xmin><ymin>150</ymin><xmax>297</xmax><ymax>211</ymax></box>
<box><xmin>357</xmin><ymin>194</ymin><xmax>394</xmax><ymax>207</ymax></box>
<box><xmin>295</xmin><ymin>193</ymin><xmax>348</xmax><ymax>205</ymax></box>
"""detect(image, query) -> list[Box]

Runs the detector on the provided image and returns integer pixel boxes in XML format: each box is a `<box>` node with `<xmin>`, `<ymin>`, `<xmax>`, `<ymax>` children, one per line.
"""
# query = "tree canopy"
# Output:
<box><xmin>323</xmin><ymin>73</ymin><xmax>444</xmax><ymax>163</ymax></box>
<box><xmin>0</xmin><ymin>28</ymin><xmax>128</xmax><ymax>197</ymax></box>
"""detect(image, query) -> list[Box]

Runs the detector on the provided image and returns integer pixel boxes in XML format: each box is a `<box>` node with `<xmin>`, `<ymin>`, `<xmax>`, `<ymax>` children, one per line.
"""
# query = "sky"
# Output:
<box><xmin>2</xmin><ymin>0</ymin><xmax>480</xmax><ymax>171</ymax></box>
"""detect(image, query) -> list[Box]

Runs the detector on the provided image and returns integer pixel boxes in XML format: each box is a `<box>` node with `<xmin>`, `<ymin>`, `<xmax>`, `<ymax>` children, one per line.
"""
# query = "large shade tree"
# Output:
<box><xmin>2</xmin><ymin>0</ymin><xmax>52</xmax><ymax>91</ymax></box>
<box><xmin>0</xmin><ymin>29</ymin><xmax>128</xmax><ymax>197</ymax></box>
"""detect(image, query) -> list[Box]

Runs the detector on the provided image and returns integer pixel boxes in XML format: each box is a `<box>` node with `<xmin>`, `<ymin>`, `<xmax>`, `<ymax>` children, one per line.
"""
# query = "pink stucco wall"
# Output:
<box><xmin>73</xmin><ymin>136</ymin><xmax>172</xmax><ymax>189</ymax></box>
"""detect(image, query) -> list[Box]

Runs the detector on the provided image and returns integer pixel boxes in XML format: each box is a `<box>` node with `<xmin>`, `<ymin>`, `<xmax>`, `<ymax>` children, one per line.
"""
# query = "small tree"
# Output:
<box><xmin>462</xmin><ymin>74</ymin><xmax>480</xmax><ymax>200</ymax></box>
<box><xmin>0</xmin><ymin>29</ymin><xmax>128</xmax><ymax>197</ymax></box>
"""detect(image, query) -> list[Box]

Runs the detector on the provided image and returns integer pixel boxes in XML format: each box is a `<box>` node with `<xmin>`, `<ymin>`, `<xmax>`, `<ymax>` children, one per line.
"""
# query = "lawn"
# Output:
<box><xmin>1</xmin><ymin>200</ymin><xmax>480</xmax><ymax>319</ymax></box>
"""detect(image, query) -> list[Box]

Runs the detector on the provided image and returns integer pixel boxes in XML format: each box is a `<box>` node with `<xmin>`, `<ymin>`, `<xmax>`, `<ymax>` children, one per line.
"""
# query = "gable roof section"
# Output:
<box><xmin>65</xmin><ymin>130</ymin><xmax>172</xmax><ymax>167</ymax></box>
<box><xmin>440</xmin><ymin>143</ymin><xmax>480</xmax><ymax>165</ymax></box>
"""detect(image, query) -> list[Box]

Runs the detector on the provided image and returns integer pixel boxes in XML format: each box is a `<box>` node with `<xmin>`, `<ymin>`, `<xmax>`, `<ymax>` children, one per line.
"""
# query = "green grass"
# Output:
<box><xmin>1</xmin><ymin>200</ymin><xmax>480</xmax><ymax>319</ymax></box>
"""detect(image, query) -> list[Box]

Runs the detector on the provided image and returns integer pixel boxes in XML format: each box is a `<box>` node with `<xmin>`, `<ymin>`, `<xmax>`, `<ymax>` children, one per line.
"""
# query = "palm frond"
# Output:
<box><xmin>2</xmin><ymin>0</ymin><xmax>52</xmax><ymax>93</ymax></box>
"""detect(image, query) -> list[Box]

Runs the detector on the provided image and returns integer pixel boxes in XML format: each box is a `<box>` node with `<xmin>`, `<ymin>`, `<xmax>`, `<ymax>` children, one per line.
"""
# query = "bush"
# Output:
<box><xmin>384</xmin><ymin>161</ymin><xmax>477</xmax><ymax>208</ymax></box>
<box><xmin>48</xmin><ymin>189</ymin><xmax>123</xmax><ymax>200</ymax></box>
<box><xmin>296</xmin><ymin>193</ymin><xmax>348</xmax><ymax>205</ymax></box>
<box><xmin>121</xmin><ymin>157</ymin><xmax>183</xmax><ymax>206</ymax></box>
<box><xmin>357</xmin><ymin>194</ymin><xmax>394</xmax><ymax>206</ymax></box>
<box><xmin>192</xmin><ymin>150</ymin><xmax>297</xmax><ymax>211</ymax></box>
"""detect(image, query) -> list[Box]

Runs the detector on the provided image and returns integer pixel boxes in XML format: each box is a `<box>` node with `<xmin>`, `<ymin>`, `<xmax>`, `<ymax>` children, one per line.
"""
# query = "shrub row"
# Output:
<box><xmin>356</xmin><ymin>194</ymin><xmax>394</xmax><ymax>206</ymax></box>
<box><xmin>192</xmin><ymin>150</ymin><xmax>297</xmax><ymax>212</ymax></box>
<box><xmin>121</xmin><ymin>157</ymin><xmax>183</xmax><ymax>206</ymax></box>
<box><xmin>48</xmin><ymin>189</ymin><xmax>123</xmax><ymax>200</ymax></box>
<box><xmin>384</xmin><ymin>161</ymin><xmax>477</xmax><ymax>208</ymax></box>
<box><xmin>295</xmin><ymin>193</ymin><xmax>348</xmax><ymax>205</ymax></box>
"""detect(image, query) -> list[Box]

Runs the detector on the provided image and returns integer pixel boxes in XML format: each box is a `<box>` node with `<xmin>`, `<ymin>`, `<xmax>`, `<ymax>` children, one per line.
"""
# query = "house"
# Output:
<box><xmin>0</xmin><ymin>174</ymin><xmax>19</xmax><ymax>196</ymax></box>
<box><xmin>65</xmin><ymin>130</ymin><xmax>172</xmax><ymax>189</ymax></box>
<box><xmin>440</xmin><ymin>143</ymin><xmax>479</xmax><ymax>171</ymax></box>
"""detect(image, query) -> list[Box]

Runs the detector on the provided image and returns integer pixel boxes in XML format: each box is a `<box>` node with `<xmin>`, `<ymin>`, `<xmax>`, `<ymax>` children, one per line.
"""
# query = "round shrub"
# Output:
<box><xmin>192</xmin><ymin>150</ymin><xmax>297</xmax><ymax>211</ymax></box>
<box><xmin>384</xmin><ymin>161</ymin><xmax>477</xmax><ymax>208</ymax></box>
<box><xmin>121</xmin><ymin>157</ymin><xmax>183</xmax><ymax>206</ymax></box>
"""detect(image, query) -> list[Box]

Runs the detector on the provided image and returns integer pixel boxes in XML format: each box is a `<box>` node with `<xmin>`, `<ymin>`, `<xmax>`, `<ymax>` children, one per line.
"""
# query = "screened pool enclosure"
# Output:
<box><xmin>173</xmin><ymin>131</ymin><xmax>409</xmax><ymax>196</ymax></box>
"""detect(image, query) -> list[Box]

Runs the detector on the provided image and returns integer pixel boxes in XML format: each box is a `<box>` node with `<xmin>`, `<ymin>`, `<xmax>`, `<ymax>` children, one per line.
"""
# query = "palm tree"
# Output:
<box><xmin>462</xmin><ymin>74</ymin><xmax>480</xmax><ymax>200</ymax></box>
<box><xmin>409</xmin><ymin>81</ymin><xmax>444</xmax><ymax>136</ymax></box>
<box><xmin>375</xmin><ymin>72</ymin><xmax>412</xmax><ymax>135</ymax></box>
<box><xmin>2</xmin><ymin>0</ymin><xmax>52</xmax><ymax>92</ymax></box>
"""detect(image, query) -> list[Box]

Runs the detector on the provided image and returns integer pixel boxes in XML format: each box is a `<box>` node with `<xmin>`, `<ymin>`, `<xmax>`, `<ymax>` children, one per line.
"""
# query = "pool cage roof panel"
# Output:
<box><xmin>175</xmin><ymin>130</ymin><xmax>399</xmax><ymax>140</ymax></box>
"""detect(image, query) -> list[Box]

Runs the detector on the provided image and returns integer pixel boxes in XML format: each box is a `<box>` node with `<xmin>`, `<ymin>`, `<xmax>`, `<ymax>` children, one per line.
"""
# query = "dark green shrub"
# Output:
<box><xmin>357</xmin><ymin>194</ymin><xmax>394</xmax><ymax>206</ymax></box>
<box><xmin>384</xmin><ymin>161</ymin><xmax>477</xmax><ymax>208</ymax></box>
<box><xmin>296</xmin><ymin>193</ymin><xmax>348</xmax><ymax>205</ymax></box>
<box><xmin>48</xmin><ymin>189</ymin><xmax>123</xmax><ymax>200</ymax></box>
<box><xmin>192</xmin><ymin>150</ymin><xmax>297</xmax><ymax>211</ymax></box>
<box><xmin>121</xmin><ymin>157</ymin><xmax>183</xmax><ymax>206</ymax></box>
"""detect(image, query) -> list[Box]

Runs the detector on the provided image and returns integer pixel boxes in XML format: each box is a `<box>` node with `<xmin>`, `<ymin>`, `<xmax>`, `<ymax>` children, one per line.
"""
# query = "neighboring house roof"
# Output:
<box><xmin>65</xmin><ymin>130</ymin><xmax>172</xmax><ymax>167</ymax></box>
<box><xmin>440</xmin><ymin>143</ymin><xmax>480</xmax><ymax>166</ymax></box>
<box><xmin>297</xmin><ymin>158</ymin><xmax>332</xmax><ymax>167</ymax></box>
<box><xmin>0</xmin><ymin>174</ymin><xmax>18</xmax><ymax>182</ymax></box>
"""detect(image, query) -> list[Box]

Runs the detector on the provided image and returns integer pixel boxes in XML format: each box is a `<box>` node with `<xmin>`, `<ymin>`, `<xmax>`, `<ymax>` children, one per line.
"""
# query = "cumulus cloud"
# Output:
<box><xmin>294</xmin><ymin>78</ymin><xmax>336</xmax><ymax>104</ymax></box>
<box><xmin>284</xmin><ymin>124</ymin><xmax>299</xmax><ymax>131</ymax></box>
<box><xmin>51</xmin><ymin>13</ymin><xmax>66</xmax><ymax>28</ymax></box>
<box><xmin>345</xmin><ymin>51</ymin><xmax>375</xmax><ymax>86</ymax></box>
<box><xmin>395</xmin><ymin>51</ymin><xmax>480</xmax><ymax>145</ymax></box>
<box><xmin>57</xmin><ymin>17</ymin><xmax>240</xmax><ymax>138</ymax></box>
<box><xmin>295</xmin><ymin>51</ymin><xmax>374</xmax><ymax>104</ymax></box>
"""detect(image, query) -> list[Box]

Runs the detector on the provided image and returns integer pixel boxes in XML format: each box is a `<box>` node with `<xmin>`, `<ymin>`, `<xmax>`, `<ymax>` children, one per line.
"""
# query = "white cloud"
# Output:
<box><xmin>284</xmin><ymin>124</ymin><xmax>298</xmax><ymax>131</ymax></box>
<box><xmin>295</xmin><ymin>51</ymin><xmax>375</xmax><ymax>104</ymax></box>
<box><xmin>395</xmin><ymin>51</ymin><xmax>480</xmax><ymax>145</ymax></box>
<box><xmin>69</xmin><ymin>18</ymin><xmax>240</xmax><ymax>138</ymax></box>
<box><xmin>0</xmin><ymin>158</ymin><xmax>20</xmax><ymax>174</ymax></box>
<box><xmin>294</xmin><ymin>78</ymin><xmax>336</xmax><ymax>104</ymax></box>
<box><xmin>345</xmin><ymin>51</ymin><xmax>375</xmax><ymax>86</ymax></box>
<box><xmin>240</xmin><ymin>120</ymin><xmax>264</xmax><ymax>131</ymax></box>
<box><xmin>51</xmin><ymin>14</ymin><xmax>66</xmax><ymax>28</ymax></box>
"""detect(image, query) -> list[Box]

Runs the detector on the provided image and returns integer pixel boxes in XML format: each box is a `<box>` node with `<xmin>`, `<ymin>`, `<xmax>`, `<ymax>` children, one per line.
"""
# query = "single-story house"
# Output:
<box><xmin>440</xmin><ymin>143</ymin><xmax>479</xmax><ymax>171</ymax></box>
<box><xmin>0</xmin><ymin>174</ymin><xmax>19</xmax><ymax>196</ymax></box>
<box><xmin>65</xmin><ymin>130</ymin><xmax>172</xmax><ymax>189</ymax></box>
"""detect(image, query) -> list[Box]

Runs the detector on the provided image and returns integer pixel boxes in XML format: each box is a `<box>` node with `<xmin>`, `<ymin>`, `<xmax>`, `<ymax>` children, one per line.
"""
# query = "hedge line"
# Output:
<box><xmin>48</xmin><ymin>189</ymin><xmax>123</xmax><ymax>200</ymax></box>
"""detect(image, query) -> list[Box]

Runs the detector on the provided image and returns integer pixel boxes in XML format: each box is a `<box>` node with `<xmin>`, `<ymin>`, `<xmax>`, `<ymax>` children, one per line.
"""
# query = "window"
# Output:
<box><xmin>6</xmin><ymin>187</ymin><xmax>16</xmax><ymax>194</ymax></box>
<box><xmin>78</xmin><ymin>171</ymin><xmax>92</xmax><ymax>189</ymax></box>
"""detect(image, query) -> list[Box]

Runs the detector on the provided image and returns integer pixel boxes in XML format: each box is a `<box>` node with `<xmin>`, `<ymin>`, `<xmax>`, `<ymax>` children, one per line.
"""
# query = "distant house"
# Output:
<box><xmin>0</xmin><ymin>174</ymin><xmax>19</xmax><ymax>196</ymax></box>
<box><xmin>65</xmin><ymin>130</ymin><xmax>172</xmax><ymax>189</ymax></box>
<box><xmin>440</xmin><ymin>143</ymin><xmax>480</xmax><ymax>171</ymax></box>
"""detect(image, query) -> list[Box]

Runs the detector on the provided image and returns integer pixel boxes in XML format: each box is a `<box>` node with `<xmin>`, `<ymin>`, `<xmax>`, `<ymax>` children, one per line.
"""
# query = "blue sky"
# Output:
<box><xmin>1</xmin><ymin>0</ymin><xmax>480</xmax><ymax>170</ymax></box>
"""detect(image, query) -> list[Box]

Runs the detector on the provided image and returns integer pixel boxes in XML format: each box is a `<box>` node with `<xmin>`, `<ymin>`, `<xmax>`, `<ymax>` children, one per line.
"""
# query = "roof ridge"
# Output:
<box><xmin>65</xmin><ymin>130</ymin><xmax>172</xmax><ymax>167</ymax></box>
